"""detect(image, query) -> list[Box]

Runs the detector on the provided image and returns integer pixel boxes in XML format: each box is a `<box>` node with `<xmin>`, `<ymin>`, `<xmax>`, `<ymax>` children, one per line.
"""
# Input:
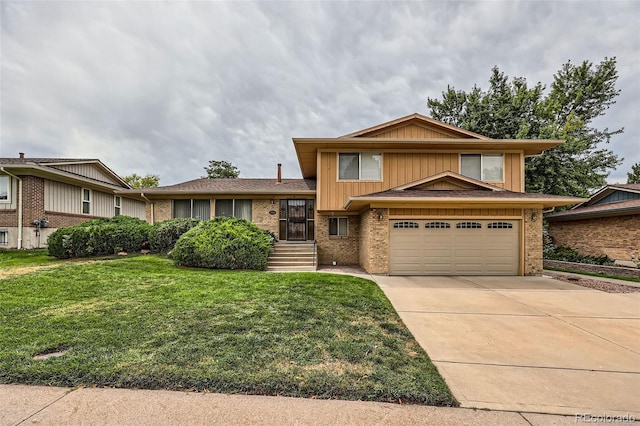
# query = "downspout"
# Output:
<box><xmin>1</xmin><ymin>167</ymin><xmax>23</xmax><ymax>249</ymax></box>
<box><xmin>140</xmin><ymin>193</ymin><xmax>154</xmax><ymax>224</ymax></box>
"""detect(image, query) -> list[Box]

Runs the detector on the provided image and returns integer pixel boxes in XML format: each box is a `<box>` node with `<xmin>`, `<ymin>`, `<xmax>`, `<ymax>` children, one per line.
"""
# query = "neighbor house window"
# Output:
<box><xmin>0</xmin><ymin>230</ymin><xmax>7</xmax><ymax>245</ymax></box>
<box><xmin>0</xmin><ymin>176</ymin><xmax>9</xmax><ymax>202</ymax></box>
<box><xmin>173</xmin><ymin>199</ymin><xmax>211</xmax><ymax>219</ymax></box>
<box><xmin>460</xmin><ymin>154</ymin><xmax>503</xmax><ymax>181</ymax></box>
<box><xmin>338</xmin><ymin>152</ymin><xmax>382</xmax><ymax>180</ymax></box>
<box><xmin>214</xmin><ymin>199</ymin><xmax>252</xmax><ymax>221</ymax></box>
<box><xmin>329</xmin><ymin>217</ymin><xmax>348</xmax><ymax>236</ymax></box>
<box><xmin>82</xmin><ymin>188</ymin><xmax>91</xmax><ymax>214</ymax></box>
<box><xmin>114</xmin><ymin>196</ymin><xmax>122</xmax><ymax>216</ymax></box>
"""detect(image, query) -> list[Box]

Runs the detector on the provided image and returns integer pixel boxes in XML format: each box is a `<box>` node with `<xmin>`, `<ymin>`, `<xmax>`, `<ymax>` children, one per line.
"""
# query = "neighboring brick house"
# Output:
<box><xmin>120</xmin><ymin>114</ymin><xmax>582</xmax><ymax>275</ymax></box>
<box><xmin>0</xmin><ymin>155</ymin><xmax>146</xmax><ymax>249</ymax></box>
<box><xmin>546</xmin><ymin>184</ymin><xmax>640</xmax><ymax>262</ymax></box>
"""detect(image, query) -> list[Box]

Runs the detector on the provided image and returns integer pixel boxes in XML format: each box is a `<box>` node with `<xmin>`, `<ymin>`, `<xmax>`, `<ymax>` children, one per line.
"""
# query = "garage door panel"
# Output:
<box><xmin>390</xmin><ymin>219</ymin><xmax>519</xmax><ymax>275</ymax></box>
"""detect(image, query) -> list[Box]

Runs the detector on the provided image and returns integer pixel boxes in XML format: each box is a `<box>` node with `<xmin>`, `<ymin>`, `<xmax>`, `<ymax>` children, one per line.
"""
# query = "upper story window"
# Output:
<box><xmin>338</xmin><ymin>152</ymin><xmax>382</xmax><ymax>180</ymax></box>
<box><xmin>82</xmin><ymin>188</ymin><xmax>91</xmax><ymax>214</ymax></box>
<box><xmin>214</xmin><ymin>199</ymin><xmax>251</xmax><ymax>221</ymax></box>
<box><xmin>114</xmin><ymin>196</ymin><xmax>122</xmax><ymax>216</ymax></box>
<box><xmin>0</xmin><ymin>176</ymin><xmax>9</xmax><ymax>203</ymax></box>
<box><xmin>460</xmin><ymin>153</ymin><xmax>503</xmax><ymax>181</ymax></box>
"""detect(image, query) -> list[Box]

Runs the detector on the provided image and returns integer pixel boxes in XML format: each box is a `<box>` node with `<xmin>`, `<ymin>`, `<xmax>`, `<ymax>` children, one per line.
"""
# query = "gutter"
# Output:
<box><xmin>1</xmin><ymin>167</ymin><xmax>23</xmax><ymax>249</ymax></box>
<box><xmin>140</xmin><ymin>193</ymin><xmax>154</xmax><ymax>224</ymax></box>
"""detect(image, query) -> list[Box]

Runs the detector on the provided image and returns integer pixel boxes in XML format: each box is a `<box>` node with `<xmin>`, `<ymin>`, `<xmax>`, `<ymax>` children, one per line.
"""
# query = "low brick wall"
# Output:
<box><xmin>544</xmin><ymin>259</ymin><xmax>640</xmax><ymax>279</ymax></box>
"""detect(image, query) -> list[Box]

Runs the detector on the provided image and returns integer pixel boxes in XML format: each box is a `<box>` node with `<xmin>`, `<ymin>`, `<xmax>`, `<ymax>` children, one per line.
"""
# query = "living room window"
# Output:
<box><xmin>329</xmin><ymin>217</ymin><xmax>348</xmax><ymax>236</ymax></box>
<box><xmin>0</xmin><ymin>176</ymin><xmax>9</xmax><ymax>202</ymax></box>
<box><xmin>173</xmin><ymin>199</ymin><xmax>211</xmax><ymax>219</ymax></box>
<box><xmin>214</xmin><ymin>199</ymin><xmax>252</xmax><ymax>221</ymax></box>
<box><xmin>460</xmin><ymin>153</ymin><xmax>503</xmax><ymax>181</ymax></box>
<box><xmin>82</xmin><ymin>188</ymin><xmax>91</xmax><ymax>214</ymax></box>
<box><xmin>338</xmin><ymin>152</ymin><xmax>382</xmax><ymax>180</ymax></box>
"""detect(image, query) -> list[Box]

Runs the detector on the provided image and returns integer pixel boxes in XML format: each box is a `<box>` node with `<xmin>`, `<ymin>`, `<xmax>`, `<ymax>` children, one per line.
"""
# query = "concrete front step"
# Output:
<box><xmin>267</xmin><ymin>266</ymin><xmax>317</xmax><ymax>272</ymax></box>
<box><xmin>268</xmin><ymin>242</ymin><xmax>317</xmax><ymax>271</ymax></box>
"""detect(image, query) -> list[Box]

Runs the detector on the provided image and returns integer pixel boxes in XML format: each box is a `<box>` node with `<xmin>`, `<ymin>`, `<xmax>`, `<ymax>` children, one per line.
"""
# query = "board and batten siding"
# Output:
<box><xmin>318</xmin><ymin>151</ymin><xmax>523</xmax><ymax>211</ymax></box>
<box><xmin>121</xmin><ymin>198</ymin><xmax>146</xmax><ymax>219</ymax></box>
<box><xmin>0</xmin><ymin>175</ymin><xmax>17</xmax><ymax>210</ymax></box>
<box><xmin>92</xmin><ymin>191</ymin><xmax>114</xmax><ymax>217</ymax></box>
<box><xmin>45</xmin><ymin>180</ymin><xmax>82</xmax><ymax>214</ymax></box>
<box><xmin>50</xmin><ymin>164</ymin><xmax>120</xmax><ymax>186</ymax></box>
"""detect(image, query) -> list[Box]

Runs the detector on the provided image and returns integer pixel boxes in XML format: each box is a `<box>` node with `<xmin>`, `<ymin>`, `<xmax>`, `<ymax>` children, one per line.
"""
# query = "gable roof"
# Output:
<box><xmin>339</xmin><ymin>113</ymin><xmax>490</xmax><ymax>140</ymax></box>
<box><xmin>577</xmin><ymin>183</ymin><xmax>640</xmax><ymax>208</ymax></box>
<box><xmin>118</xmin><ymin>178</ymin><xmax>316</xmax><ymax>198</ymax></box>
<box><xmin>293</xmin><ymin>114</ymin><xmax>564</xmax><ymax>179</ymax></box>
<box><xmin>392</xmin><ymin>171</ymin><xmax>506</xmax><ymax>192</ymax></box>
<box><xmin>0</xmin><ymin>157</ymin><xmax>129</xmax><ymax>190</ymax></box>
<box><xmin>344</xmin><ymin>188</ymin><xmax>583</xmax><ymax>211</ymax></box>
<box><xmin>546</xmin><ymin>184</ymin><xmax>640</xmax><ymax>221</ymax></box>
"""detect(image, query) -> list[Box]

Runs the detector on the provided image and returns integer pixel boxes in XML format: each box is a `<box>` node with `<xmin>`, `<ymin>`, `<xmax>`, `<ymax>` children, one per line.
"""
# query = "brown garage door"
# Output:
<box><xmin>389</xmin><ymin>219</ymin><xmax>519</xmax><ymax>275</ymax></box>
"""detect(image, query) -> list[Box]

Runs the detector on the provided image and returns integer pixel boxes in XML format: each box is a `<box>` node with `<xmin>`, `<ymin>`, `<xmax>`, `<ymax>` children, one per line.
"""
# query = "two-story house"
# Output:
<box><xmin>119</xmin><ymin>114</ymin><xmax>581</xmax><ymax>275</ymax></box>
<box><xmin>0</xmin><ymin>155</ymin><xmax>146</xmax><ymax>249</ymax></box>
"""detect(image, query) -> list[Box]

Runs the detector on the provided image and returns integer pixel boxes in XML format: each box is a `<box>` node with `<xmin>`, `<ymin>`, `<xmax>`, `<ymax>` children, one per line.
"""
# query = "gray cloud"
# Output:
<box><xmin>1</xmin><ymin>1</ymin><xmax>638</xmax><ymax>185</ymax></box>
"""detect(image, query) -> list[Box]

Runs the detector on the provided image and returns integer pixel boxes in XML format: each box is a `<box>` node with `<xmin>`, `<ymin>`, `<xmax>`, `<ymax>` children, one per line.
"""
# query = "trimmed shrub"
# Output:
<box><xmin>47</xmin><ymin>216</ymin><xmax>152</xmax><ymax>259</ymax></box>
<box><xmin>149</xmin><ymin>218</ymin><xmax>201</xmax><ymax>253</ymax></box>
<box><xmin>543</xmin><ymin>243</ymin><xmax>614</xmax><ymax>266</ymax></box>
<box><xmin>172</xmin><ymin>217</ymin><xmax>272</xmax><ymax>270</ymax></box>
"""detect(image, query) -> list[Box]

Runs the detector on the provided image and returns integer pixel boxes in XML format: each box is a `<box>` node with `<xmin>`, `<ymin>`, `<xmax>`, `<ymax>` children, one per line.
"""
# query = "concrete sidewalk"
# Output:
<box><xmin>1</xmin><ymin>384</ymin><xmax>584</xmax><ymax>426</ymax></box>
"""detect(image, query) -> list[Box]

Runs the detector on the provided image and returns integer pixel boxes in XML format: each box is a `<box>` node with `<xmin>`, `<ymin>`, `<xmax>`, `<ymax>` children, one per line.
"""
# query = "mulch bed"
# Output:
<box><xmin>545</xmin><ymin>271</ymin><xmax>640</xmax><ymax>293</ymax></box>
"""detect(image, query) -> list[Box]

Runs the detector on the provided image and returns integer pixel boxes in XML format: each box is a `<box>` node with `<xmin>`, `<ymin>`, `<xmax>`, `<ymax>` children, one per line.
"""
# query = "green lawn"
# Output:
<box><xmin>0</xmin><ymin>255</ymin><xmax>455</xmax><ymax>406</ymax></box>
<box><xmin>0</xmin><ymin>249</ymin><xmax>56</xmax><ymax>268</ymax></box>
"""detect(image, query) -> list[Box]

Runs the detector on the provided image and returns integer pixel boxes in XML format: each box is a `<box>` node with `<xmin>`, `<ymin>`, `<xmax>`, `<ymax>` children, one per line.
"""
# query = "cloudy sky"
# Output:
<box><xmin>1</xmin><ymin>1</ymin><xmax>638</xmax><ymax>185</ymax></box>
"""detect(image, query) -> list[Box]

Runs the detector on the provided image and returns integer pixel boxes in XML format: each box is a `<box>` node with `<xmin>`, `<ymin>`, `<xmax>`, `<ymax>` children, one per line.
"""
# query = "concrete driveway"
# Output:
<box><xmin>374</xmin><ymin>275</ymin><xmax>640</xmax><ymax>417</ymax></box>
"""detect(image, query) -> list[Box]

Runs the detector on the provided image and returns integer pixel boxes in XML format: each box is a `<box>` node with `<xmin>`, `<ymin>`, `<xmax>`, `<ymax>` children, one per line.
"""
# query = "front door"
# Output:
<box><xmin>287</xmin><ymin>200</ymin><xmax>307</xmax><ymax>240</ymax></box>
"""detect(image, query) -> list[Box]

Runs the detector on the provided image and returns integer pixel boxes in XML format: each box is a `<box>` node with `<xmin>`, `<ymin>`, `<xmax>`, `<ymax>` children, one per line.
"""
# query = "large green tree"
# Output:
<box><xmin>627</xmin><ymin>162</ymin><xmax>640</xmax><ymax>184</ymax></box>
<box><xmin>123</xmin><ymin>173</ymin><xmax>160</xmax><ymax>188</ymax></box>
<box><xmin>204</xmin><ymin>160</ymin><xmax>240</xmax><ymax>179</ymax></box>
<box><xmin>427</xmin><ymin>58</ymin><xmax>623</xmax><ymax>197</ymax></box>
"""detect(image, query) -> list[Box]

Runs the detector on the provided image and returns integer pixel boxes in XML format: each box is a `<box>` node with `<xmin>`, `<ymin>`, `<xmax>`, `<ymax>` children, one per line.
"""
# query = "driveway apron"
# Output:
<box><xmin>374</xmin><ymin>275</ymin><xmax>640</xmax><ymax>417</ymax></box>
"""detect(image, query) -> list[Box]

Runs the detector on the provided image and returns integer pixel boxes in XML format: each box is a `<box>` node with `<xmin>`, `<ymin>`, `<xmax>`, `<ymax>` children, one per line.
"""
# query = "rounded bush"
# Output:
<box><xmin>149</xmin><ymin>218</ymin><xmax>201</xmax><ymax>253</ymax></box>
<box><xmin>172</xmin><ymin>217</ymin><xmax>272</xmax><ymax>270</ymax></box>
<box><xmin>47</xmin><ymin>216</ymin><xmax>152</xmax><ymax>259</ymax></box>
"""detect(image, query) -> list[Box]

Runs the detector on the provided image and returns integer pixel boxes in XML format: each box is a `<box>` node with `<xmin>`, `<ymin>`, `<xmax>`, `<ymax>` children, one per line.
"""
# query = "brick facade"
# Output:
<box><xmin>315</xmin><ymin>214</ymin><xmax>360</xmax><ymax>265</ymax></box>
<box><xmin>524</xmin><ymin>208</ymin><xmax>543</xmax><ymax>275</ymax></box>
<box><xmin>548</xmin><ymin>214</ymin><xmax>640</xmax><ymax>262</ymax></box>
<box><xmin>252</xmin><ymin>199</ymin><xmax>281</xmax><ymax>236</ymax></box>
<box><xmin>150</xmin><ymin>199</ymin><xmax>173</xmax><ymax>223</ymax></box>
<box><xmin>22</xmin><ymin>176</ymin><xmax>45</xmax><ymax>227</ymax></box>
<box><xmin>359</xmin><ymin>208</ymin><xmax>389</xmax><ymax>274</ymax></box>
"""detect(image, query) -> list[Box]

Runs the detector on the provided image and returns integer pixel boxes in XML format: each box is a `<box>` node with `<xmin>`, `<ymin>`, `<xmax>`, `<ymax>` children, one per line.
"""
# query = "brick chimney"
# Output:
<box><xmin>19</xmin><ymin>152</ymin><xmax>25</xmax><ymax>159</ymax></box>
<box><xmin>277</xmin><ymin>163</ymin><xmax>282</xmax><ymax>183</ymax></box>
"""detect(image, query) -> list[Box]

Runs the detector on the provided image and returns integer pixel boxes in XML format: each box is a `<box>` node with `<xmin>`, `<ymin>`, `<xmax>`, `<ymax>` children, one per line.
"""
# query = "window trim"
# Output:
<box><xmin>459</xmin><ymin>153</ymin><xmax>504</xmax><ymax>182</ymax></box>
<box><xmin>328</xmin><ymin>217</ymin><xmax>348</xmax><ymax>237</ymax></box>
<box><xmin>114</xmin><ymin>196</ymin><xmax>122</xmax><ymax>216</ymax></box>
<box><xmin>0</xmin><ymin>175</ymin><xmax>10</xmax><ymax>204</ymax></box>
<box><xmin>82</xmin><ymin>188</ymin><xmax>91</xmax><ymax>215</ymax></box>
<box><xmin>337</xmin><ymin>152</ymin><xmax>383</xmax><ymax>181</ymax></box>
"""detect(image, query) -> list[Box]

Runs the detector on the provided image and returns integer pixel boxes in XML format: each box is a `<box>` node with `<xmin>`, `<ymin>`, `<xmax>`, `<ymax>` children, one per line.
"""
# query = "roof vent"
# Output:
<box><xmin>19</xmin><ymin>152</ymin><xmax>25</xmax><ymax>159</ymax></box>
